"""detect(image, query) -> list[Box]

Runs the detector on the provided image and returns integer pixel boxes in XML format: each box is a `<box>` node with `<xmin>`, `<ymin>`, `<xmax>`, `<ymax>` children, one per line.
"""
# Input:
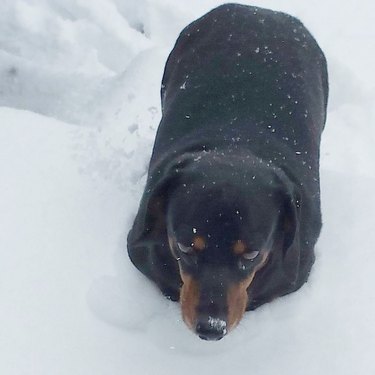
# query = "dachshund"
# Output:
<box><xmin>127</xmin><ymin>3</ymin><xmax>328</xmax><ymax>340</ymax></box>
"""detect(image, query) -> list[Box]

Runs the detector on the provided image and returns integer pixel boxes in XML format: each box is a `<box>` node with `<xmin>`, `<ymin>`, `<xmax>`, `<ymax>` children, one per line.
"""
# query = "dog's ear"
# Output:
<box><xmin>274</xmin><ymin>168</ymin><xmax>302</xmax><ymax>286</ymax></box>
<box><xmin>126</xmin><ymin>162</ymin><xmax>180</xmax><ymax>278</ymax></box>
<box><xmin>282</xmin><ymin>187</ymin><xmax>301</xmax><ymax>285</ymax></box>
<box><xmin>127</xmin><ymin>155</ymin><xmax>191</xmax><ymax>250</ymax></box>
<box><xmin>129</xmin><ymin>173</ymin><xmax>174</xmax><ymax>249</ymax></box>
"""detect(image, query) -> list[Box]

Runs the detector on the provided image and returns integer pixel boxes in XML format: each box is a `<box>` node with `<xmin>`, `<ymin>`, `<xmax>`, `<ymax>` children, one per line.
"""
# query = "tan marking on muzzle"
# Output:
<box><xmin>179</xmin><ymin>271</ymin><xmax>200</xmax><ymax>330</ymax></box>
<box><xmin>227</xmin><ymin>252</ymin><xmax>269</xmax><ymax>331</ymax></box>
<box><xmin>168</xmin><ymin>235</ymin><xmax>199</xmax><ymax>329</ymax></box>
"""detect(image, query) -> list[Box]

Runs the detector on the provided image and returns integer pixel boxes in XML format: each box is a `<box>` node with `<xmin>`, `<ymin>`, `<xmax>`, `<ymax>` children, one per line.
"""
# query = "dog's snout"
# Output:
<box><xmin>195</xmin><ymin>317</ymin><xmax>227</xmax><ymax>341</ymax></box>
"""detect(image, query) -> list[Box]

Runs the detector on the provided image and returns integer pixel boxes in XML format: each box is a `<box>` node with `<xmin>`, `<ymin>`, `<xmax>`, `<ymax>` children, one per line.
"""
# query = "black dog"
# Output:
<box><xmin>128</xmin><ymin>3</ymin><xmax>328</xmax><ymax>341</ymax></box>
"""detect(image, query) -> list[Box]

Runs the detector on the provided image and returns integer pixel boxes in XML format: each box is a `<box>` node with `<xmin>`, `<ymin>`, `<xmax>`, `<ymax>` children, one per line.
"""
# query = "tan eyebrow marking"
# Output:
<box><xmin>233</xmin><ymin>240</ymin><xmax>247</xmax><ymax>255</ymax></box>
<box><xmin>192</xmin><ymin>236</ymin><xmax>206</xmax><ymax>251</ymax></box>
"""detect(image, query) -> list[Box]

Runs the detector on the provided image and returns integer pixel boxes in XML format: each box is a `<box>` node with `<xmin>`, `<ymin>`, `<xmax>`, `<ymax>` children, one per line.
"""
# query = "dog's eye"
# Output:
<box><xmin>177</xmin><ymin>242</ymin><xmax>194</xmax><ymax>254</ymax></box>
<box><xmin>238</xmin><ymin>250</ymin><xmax>260</xmax><ymax>271</ymax></box>
<box><xmin>242</xmin><ymin>250</ymin><xmax>260</xmax><ymax>261</ymax></box>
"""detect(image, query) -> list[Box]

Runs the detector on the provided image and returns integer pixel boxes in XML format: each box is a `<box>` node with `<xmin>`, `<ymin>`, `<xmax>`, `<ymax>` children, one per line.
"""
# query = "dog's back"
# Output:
<box><xmin>153</xmin><ymin>3</ymin><xmax>328</xmax><ymax>165</ymax></box>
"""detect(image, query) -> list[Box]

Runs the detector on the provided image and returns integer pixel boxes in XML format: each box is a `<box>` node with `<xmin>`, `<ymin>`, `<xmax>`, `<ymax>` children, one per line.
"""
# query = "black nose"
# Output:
<box><xmin>195</xmin><ymin>318</ymin><xmax>227</xmax><ymax>341</ymax></box>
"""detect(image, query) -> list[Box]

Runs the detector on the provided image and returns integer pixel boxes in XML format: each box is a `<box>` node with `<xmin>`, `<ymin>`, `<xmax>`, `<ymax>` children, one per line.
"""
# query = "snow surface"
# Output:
<box><xmin>1</xmin><ymin>0</ymin><xmax>374</xmax><ymax>374</ymax></box>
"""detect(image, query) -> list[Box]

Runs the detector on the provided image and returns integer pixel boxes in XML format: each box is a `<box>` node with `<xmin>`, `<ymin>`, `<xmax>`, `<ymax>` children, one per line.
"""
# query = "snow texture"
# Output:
<box><xmin>208</xmin><ymin>317</ymin><xmax>228</xmax><ymax>333</ymax></box>
<box><xmin>0</xmin><ymin>0</ymin><xmax>374</xmax><ymax>374</ymax></box>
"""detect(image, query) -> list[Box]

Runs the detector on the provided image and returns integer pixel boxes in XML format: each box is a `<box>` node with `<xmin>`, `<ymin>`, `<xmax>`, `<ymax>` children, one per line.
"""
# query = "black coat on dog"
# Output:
<box><xmin>128</xmin><ymin>3</ymin><xmax>328</xmax><ymax>340</ymax></box>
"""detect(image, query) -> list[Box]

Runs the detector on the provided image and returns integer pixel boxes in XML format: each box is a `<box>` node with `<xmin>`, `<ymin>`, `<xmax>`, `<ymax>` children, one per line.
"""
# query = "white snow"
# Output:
<box><xmin>208</xmin><ymin>316</ymin><xmax>227</xmax><ymax>333</ymax></box>
<box><xmin>0</xmin><ymin>0</ymin><xmax>374</xmax><ymax>374</ymax></box>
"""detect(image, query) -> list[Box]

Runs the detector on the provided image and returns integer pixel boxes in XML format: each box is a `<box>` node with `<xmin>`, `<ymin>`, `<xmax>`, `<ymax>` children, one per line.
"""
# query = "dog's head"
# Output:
<box><xmin>166</xmin><ymin>164</ymin><xmax>301</xmax><ymax>340</ymax></box>
<box><xmin>129</xmin><ymin>153</ymin><xmax>302</xmax><ymax>340</ymax></box>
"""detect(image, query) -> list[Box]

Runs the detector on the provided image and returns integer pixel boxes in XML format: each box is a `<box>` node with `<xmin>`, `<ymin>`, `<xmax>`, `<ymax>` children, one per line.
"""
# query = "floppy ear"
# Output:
<box><xmin>126</xmin><ymin>168</ymin><xmax>179</xmax><ymax>286</ymax></box>
<box><xmin>128</xmin><ymin>169</ymin><xmax>177</xmax><ymax>250</ymax></box>
<box><xmin>127</xmin><ymin>154</ymin><xmax>192</xmax><ymax>261</ymax></box>
<box><xmin>281</xmin><ymin>183</ymin><xmax>302</xmax><ymax>285</ymax></box>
